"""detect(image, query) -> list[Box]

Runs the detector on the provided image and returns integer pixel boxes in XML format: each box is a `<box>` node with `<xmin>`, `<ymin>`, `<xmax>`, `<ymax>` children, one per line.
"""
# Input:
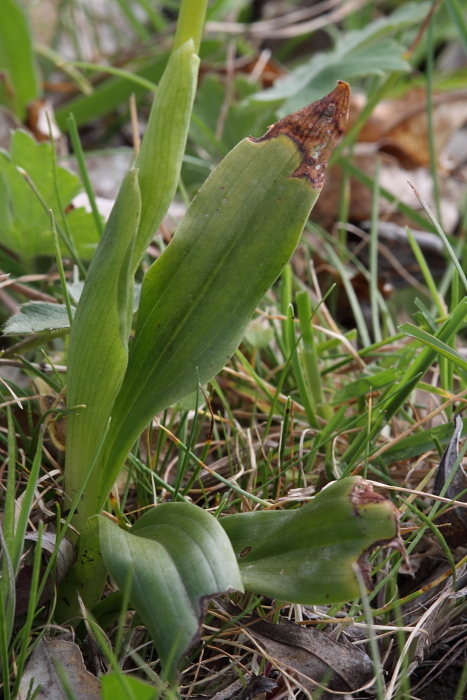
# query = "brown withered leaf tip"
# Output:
<box><xmin>249</xmin><ymin>81</ymin><xmax>350</xmax><ymax>190</ymax></box>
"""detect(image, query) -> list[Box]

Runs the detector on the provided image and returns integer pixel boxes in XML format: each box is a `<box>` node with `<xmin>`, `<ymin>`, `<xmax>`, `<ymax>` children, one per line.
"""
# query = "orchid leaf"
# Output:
<box><xmin>221</xmin><ymin>477</ymin><xmax>402</xmax><ymax>604</ymax></box>
<box><xmin>99</xmin><ymin>503</ymin><xmax>243</xmax><ymax>682</ymax></box>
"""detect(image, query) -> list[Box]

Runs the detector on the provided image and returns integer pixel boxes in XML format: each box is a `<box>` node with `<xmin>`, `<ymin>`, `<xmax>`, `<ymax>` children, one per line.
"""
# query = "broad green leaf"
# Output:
<box><xmin>99</xmin><ymin>503</ymin><xmax>243</xmax><ymax>681</ymax></box>
<box><xmin>3</xmin><ymin>302</ymin><xmax>73</xmax><ymax>335</ymax></box>
<box><xmin>0</xmin><ymin>0</ymin><xmax>40</xmax><ymax>119</ymax></box>
<box><xmin>101</xmin><ymin>673</ymin><xmax>157</xmax><ymax>700</ymax></box>
<box><xmin>99</xmin><ymin>84</ymin><xmax>350</xmax><ymax>506</ymax></box>
<box><xmin>251</xmin><ymin>2</ymin><xmax>428</xmax><ymax>114</ymax></box>
<box><xmin>0</xmin><ymin>130</ymin><xmax>100</xmax><ymax>264</ymax></box>
<box><xmin>221</xmin><ymin>477</ymin><xmax>401</xmax><ymax>604</ymax></box>
<box><xmin>400</xmin><ymin>323</ymin><xmax>467</xmax><ymax>374</ymax></box>
<box><xmin>64</xmin><ymin>169</ymin><xmax>141</xmax><ymax>526</ymax></box>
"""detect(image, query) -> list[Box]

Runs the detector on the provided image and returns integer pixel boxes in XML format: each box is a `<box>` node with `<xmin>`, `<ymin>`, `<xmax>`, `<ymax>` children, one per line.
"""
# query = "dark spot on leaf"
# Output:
<box><xmin>323</xmin><ymin>103</ymin><xmax>336</xmax><ymax>118</ymax></box>
<box><xmin>239</xmin><ymin>546</ymin><xmax>252</xmax><ymax>557</ymax></box>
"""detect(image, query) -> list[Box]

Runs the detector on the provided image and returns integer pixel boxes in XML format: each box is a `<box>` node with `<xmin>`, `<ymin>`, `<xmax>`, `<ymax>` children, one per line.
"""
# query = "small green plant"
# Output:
<box><xmin>0</xmin><ymin>0</ymin><xmax>415</xmax><ymax>689</ymax></box>
<box><xmin>3</xmin><ymin>0</ymin><xmax>467</xmax><ymax>694</ymax></box>
<box><xmin>40</xmin><ymin>1</ymin><xmax>406</xmax><ymax>683</ymax></box>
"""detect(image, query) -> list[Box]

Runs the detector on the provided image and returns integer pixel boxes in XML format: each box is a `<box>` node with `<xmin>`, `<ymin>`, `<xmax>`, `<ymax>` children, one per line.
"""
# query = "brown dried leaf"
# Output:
<box><xmin>18</xmin><ymin>638</ymin><xmax>100</xmax><ymax>700</ymax></box>
<box><xmin>247</xmin><ymin>617</ymin><xmax>373</xmax><ymax>696</ymax></box>
<box><xmin>252</xmin><ymin>81</ymin><xmax>350</xmax><ymax>190</ymax></box>
<box><xmin>356</xmin><ymin>88</ymin><xmax>467</xmax><ymax>169</ymax></box>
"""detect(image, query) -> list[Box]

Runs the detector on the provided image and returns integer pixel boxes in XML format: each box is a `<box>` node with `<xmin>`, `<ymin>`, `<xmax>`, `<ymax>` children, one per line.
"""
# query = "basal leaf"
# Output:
<box><xmin>99</xmin><ymin>503</ymin><xmax>243</xmax><ymax>681</ymax></box>
<box><xmin>98</xmin><ymin>84</ymin><xmax>350</xmax><ymax>508</ymax></box>
<box><xmin>221</xmin><ymin>477</ymin><xmax>402</xmax><ymax>604</ymax></box>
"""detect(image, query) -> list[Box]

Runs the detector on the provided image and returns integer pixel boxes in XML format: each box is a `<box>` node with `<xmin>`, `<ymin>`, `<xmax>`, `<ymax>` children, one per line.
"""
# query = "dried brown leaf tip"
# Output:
<box><xmin>250</xmin><ymin>81</ymin><xmax>350</xmax><ymax>189</ymax></box>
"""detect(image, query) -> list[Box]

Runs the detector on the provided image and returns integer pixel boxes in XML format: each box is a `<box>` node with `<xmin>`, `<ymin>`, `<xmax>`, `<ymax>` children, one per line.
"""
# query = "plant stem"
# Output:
<box><xmin>173</xmin><ymin>0</ymin><xmax>209</xmax><ymax>53</ymax></box>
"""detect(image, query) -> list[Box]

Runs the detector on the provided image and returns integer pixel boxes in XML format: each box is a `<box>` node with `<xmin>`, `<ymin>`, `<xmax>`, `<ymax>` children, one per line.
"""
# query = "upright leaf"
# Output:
<box><xmin>63</xmin><ymin>38</ymin><xmax>200</xmax><ymax>533</ymax></box>
<box><xmin>98</xmin><ymin>83</ymin><xmax>350</xmax><ymax>507</ymax></box>
<box><xmin>131</xmin><ymin>39</ymin><xmax>200</xmax><ymax>270</ymax></box>
<box><xmin>65</xmin><ymin>169</ymin><xmax>141</xmax><ymax>526</ymax></box>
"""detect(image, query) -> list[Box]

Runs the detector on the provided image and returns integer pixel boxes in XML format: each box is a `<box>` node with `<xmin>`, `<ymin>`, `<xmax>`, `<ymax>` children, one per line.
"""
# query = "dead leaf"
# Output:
<box><xmin>246</xmin><ymin>616</ymin><xmax>373</xmax><ymax>696</ymax></box>
<box><xmin>355</xmin><ymin>88</ymin><xmax>467</xmax><ymax>170</ymax></box>
<box><xmin>18</xmin><ymin>638</ymin><xmax>101</xmax><ymax>700</ymax></box>
<box><xmin>432</xmin><ymin>414</ymin><xmax>467</xmax><ymax>548</ymax></box>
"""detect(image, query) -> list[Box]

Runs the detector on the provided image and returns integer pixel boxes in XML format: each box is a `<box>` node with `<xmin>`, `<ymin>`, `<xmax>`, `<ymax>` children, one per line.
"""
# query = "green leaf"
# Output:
<box><xmin>131</xmin><ymin>39</ymin><xmax>200</xmax><ymax>271</ymax></box>
<box><xmin>280</xmin><ymin>42</ymin><xmax>410</xmax><ymax>116</ymax></box>
<box><xmin>99</xmin><ymin>503</ymin><xmax>243</xmax><ymax>682</ymax></box>
<box><xmin>3</xmin><ymin>302</ymin><xmax>73</xmax><ymax>335</ymax></box>
<box><xmin>400</xmin><ymin>323</ymin><xmax>467</xmax><ymax>374</ymax></box>
<box><xmin>63</xmin><ymin>40</ymin><xmax>199</xmax><ymax>532</ymax></box>
<box><xmin>0</xmin><ymin>130</ymin><xmax>100</xmax><ymax>264</ymax></box>
<box><xmin>64</xmin><ymin>169</ymin><xmax>141</xmax><ymax>527</ymax></box>
<box><xmin>99</xmin><ymin>84</ymin><xmax>350</xmax><ymax>507</ymax></box>
<box><xmin>101</xmin><ymin>673</ymin><xmax>157</xmax><ymax>700</ymax></box>
<box><xmin>0</xmin><ymin>0</ymin><xmax>40</xmax><ymax>119</ymax></box>
<box><xmin>252</xmin><ymin>2</ymin><xmax>428</xmax><ymax>114</ymax></box>
<box><xmin>221</xmin><ymin>477</ymin><xmax>401</xmax><ymax>604</ymax></box>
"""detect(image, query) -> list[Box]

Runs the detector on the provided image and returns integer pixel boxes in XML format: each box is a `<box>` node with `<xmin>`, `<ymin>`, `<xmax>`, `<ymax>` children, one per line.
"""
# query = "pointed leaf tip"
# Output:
<box><xmin>250</xmin><ymin>81</ymin><xmax>350</xmax><ymax>189</ymax></box>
